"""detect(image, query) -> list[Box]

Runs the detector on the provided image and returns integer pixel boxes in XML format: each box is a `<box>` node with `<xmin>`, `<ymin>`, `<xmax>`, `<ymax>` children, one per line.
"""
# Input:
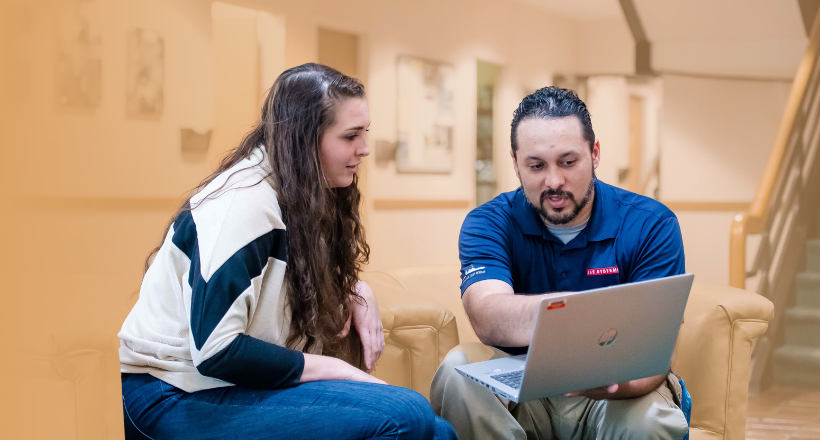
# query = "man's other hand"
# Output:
<box><xmin>564</xmin><ymin>373</ymin><xmax>667</xmax><ymax>400</ymax></box>
<box><xmin>565</xmin><ymin>384</ymin><xmax>619</xmax><ymax>400</ymax></box>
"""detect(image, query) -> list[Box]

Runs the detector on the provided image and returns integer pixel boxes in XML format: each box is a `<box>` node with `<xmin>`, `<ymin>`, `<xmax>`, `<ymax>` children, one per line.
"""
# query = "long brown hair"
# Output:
<box><xmin>147</xmin><ymin>63</ymin><xmax>369</xmax><ymax>356</ymax></box>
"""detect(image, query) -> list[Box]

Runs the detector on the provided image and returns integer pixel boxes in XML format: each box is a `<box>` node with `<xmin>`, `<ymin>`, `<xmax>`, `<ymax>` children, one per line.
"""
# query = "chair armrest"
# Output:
<box><xmin>361</xmin><ymin>271</ymin><xmax>460</xmax><ymax>399</ymax></box>
<box><xmin>673</xmin><ymin>281</ymin><xmax>773</xmax><ymax>440</ymax></box>
<box><xmin>4</xmin><ymin>332</ymin><xmax>125</xmax><ymax>440</ymax></box>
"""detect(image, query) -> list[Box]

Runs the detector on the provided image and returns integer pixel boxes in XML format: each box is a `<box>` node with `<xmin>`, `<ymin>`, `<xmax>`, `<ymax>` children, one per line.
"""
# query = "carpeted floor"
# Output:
<box><xmin>745</xmin><ymin>386</ymin><xmax>820</xmax><ymax>439</ymax></box>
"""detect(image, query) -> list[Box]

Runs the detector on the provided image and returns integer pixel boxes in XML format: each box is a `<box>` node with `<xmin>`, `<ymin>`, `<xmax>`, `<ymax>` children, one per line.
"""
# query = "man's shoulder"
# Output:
<box><xmin>600</xmin><ymin>181</ymin><xmax>676</xmax><ymax>223</ymax></box>
<box><xmin>464</xmin><ymin>189</ymin><xmax>519</xmax><ymax>227</ymax></box>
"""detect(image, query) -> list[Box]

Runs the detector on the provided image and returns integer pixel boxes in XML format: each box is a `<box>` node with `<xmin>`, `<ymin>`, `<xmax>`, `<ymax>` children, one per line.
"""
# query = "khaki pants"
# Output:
<box><xmin>431</xmin><ymin>343</ymin><xmax>689</xmax><ymax>440</ymax></box>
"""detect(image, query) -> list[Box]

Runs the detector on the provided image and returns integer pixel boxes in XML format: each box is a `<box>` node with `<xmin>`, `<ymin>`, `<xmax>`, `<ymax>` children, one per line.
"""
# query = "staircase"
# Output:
<box><xmin>773</xmin><ymin>216</ymin><xmax>820</xmax><ymax>387</ymax></box>
<box><xmin>729</xmin><ymin>7</ymin><xmax>820</xmax><ymax>391</ymax></box>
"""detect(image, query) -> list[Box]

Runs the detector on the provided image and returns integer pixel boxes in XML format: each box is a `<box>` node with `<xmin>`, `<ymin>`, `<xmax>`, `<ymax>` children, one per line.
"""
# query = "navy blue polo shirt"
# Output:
<box><xmin>459</xmin><ymin>179</ymin><xmax>685</xmax><ymax>354</ymax></box>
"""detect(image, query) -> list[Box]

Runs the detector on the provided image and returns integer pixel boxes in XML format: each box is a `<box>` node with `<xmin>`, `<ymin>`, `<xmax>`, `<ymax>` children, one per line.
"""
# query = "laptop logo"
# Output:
<box><xmin>547</xmin><ymin>300</ymin><xmax>566</xmax><ymax>310</ymax></box>
<box><xmin>598</xmin><ymin>328</ymin><xmax>618</xmax><ymax>346</ymax></box>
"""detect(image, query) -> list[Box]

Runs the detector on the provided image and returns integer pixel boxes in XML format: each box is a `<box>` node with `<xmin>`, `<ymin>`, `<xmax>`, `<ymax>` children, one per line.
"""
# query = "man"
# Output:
<box><xmin>430</xmin><ymin>87</ymin><xmax>689</xmax><ymax>440</ymax></box>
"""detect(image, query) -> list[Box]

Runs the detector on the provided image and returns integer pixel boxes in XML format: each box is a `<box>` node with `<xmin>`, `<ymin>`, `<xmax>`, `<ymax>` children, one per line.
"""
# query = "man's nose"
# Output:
<box><xmin>544</xmin><ymin>169</ymin><xmax>564</xmax><ymax>189</ymax></box>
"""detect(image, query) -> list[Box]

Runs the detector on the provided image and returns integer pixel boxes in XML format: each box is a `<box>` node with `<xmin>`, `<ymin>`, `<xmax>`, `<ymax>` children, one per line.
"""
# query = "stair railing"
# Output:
<box><xmin>729</xmin><ymin>10</ymin><xmax>820</xmax><ymax>391</ymax></box>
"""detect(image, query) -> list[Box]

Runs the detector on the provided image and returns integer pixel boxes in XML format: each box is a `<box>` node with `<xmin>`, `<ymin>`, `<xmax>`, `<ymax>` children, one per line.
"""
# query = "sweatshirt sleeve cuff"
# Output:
<box><xmin>196</xmin><ymin>334</ymin><xmax>305</xmax><ymax>389</ymax></box>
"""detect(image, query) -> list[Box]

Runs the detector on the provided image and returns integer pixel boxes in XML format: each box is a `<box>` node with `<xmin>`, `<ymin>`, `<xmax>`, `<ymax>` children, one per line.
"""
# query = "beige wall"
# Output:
<box><xmin>8</xmin><ymin>0</ymin><xmax>216</xmax><ymax>200</ymax></box>
<box><xmin>586</xmin><ymin>76</ymin><xmax>630</xmax><ymax>186</ymax></box>
<box><xmin>2</xmin><ymin>0</ymin><xmax>218</xmax><ymax>293</ymax></box>
<box><xmin>221</xmin><ymin>0</ymin><xmax>584</xmax><ymax>270</ymax></box>
<box><xmin>660</xmin><ymin>74</ymin><xmax>792</xmax><ymax>284</ymax></box>
<box><xmin>660</xmin><ymin>74</ymin><xmax>791</xmax><ymax>201</ymax></box>
<box><xmin>3</xmin><ymin>0</ymin><xmax>795</xmax><ymax>294</ymax></box>
<box><xmin>2</xmin><ymin>0</ymin><xmax>597</xmax><ymax>288</ymax></box>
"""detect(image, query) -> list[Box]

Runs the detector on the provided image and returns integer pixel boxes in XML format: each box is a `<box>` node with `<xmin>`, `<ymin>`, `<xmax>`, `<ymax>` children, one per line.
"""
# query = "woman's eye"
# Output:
<box><xmin>345</xmin><ymin>135</ymin><xmax>358</xmax><ymax>141</ymax></box>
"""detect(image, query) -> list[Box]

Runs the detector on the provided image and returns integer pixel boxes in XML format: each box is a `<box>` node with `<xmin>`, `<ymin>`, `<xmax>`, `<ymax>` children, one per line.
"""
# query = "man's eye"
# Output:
<box><xmin>562</xmin><ymin>161</ymin><xmax>575</xmax><ymax>167</ymax></box>
<box><xmin>530</xmin><ymin>164</ymin><xmax>543</xmax><ymax>170</ymax></box>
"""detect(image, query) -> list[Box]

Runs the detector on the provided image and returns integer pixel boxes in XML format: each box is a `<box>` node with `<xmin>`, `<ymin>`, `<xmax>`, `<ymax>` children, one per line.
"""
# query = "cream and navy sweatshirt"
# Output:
<box><xmin>119</xmin><ymin>147</ymin><xmax>313</xmax><ymax>392</ymax></box>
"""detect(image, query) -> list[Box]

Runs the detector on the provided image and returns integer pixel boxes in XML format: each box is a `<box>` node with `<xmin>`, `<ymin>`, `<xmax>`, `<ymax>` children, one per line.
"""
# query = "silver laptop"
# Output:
<box><xmin>455</xmin><ymin>274</ymin><xmax>694</xmax><ymax>402</ymax></box>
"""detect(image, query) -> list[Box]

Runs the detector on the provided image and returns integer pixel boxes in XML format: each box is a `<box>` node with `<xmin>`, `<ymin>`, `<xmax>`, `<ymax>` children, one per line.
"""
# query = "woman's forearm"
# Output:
<box><xmin>300</xmin><ymin>353</ymin><xmax>385</xmax><ymax>384</ymax></box>
<box><xmin>300</xmin><ymin>353</ymin><xmax>344</xmax><ymax>382</ymax></box>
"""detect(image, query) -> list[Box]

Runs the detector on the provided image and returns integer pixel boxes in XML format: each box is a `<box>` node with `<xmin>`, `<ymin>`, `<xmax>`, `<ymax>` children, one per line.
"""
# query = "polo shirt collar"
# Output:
<box><xmin>511</xmin><ymin>188</ymin><xmax>547</xmax><ymax>237</ymax></box>
<box><xmin>586</xmin><ymin>179</ymin><xmax>620</xmax><ymax>242</ymax></box>
<box><xmin>510</xmin><ymin>179</ymin><xmax>620</xmax><ymax>242</ymax></box>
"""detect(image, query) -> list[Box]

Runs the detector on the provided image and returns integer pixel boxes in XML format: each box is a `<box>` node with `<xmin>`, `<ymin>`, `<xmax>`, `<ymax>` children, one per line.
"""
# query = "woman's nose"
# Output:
<box><xmin>358</xmin><ymin>139</ymin><xmax>370</xmax><ymax>157</ymax></box>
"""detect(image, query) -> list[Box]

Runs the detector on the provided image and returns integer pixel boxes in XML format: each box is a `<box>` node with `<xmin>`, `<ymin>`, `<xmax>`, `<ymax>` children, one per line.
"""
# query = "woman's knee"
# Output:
<box><xmin>377</xmin><ymin>386</ymin><xmax>438</xmax><ymax>439</ymax></box>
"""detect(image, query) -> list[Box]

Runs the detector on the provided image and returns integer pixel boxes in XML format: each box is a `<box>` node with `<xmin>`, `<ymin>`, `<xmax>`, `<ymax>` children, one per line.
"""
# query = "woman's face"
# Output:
<box><xmin>320</xmin><ymin>97</ymin><xmax>371</xmax><ymax>188</ymax></box>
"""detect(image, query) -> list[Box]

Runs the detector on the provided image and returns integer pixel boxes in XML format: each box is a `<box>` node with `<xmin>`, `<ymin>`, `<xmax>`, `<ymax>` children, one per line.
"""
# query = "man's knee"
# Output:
<box><xmin>600</xmin><ymin>396</ymin><xmax>688</xmax><ymax>439</ymax></box>
<box><xmin>432</xmin><ymin>343</ymin><xmax>492</xmax><ymax>396</ymax></box>
<box><xmin>435</xmin><ymin>342</ymin><xmax>495</xmax><ymax>383</ymax></box>
<box><xmin>614</xmin><ymin>410</ymin><xmax>687</xmax><ymax>440</ymax></box>
<box><xmin>437</xmin><ymin>350</ymin><xmax>470</xmax><ymax>378</ymax></box>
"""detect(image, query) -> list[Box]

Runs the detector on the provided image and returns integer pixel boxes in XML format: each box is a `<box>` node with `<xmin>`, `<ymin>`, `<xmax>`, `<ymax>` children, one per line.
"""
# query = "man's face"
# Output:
<box><xmin>511</xmin><ymin>116</ymin><xmax>600</xmax><ymax>227</ymax></box>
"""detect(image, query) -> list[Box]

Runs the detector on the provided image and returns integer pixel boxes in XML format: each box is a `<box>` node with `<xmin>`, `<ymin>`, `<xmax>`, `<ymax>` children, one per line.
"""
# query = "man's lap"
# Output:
<box><xmin>433</xmin><ymin>343</ymin><xmax>688</xmax><ymax>440</ymax></box>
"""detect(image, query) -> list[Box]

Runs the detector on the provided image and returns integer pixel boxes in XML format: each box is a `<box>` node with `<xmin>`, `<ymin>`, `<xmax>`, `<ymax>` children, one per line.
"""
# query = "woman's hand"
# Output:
<box><xmin>350</xmin><ymin>281</ymin><xmax>385</xmax><ymax>373</ymax></box>
<box><xmin>301</xmin><ymin>353</ymin><xmax>386</xmax><ymax>385</ymax></box>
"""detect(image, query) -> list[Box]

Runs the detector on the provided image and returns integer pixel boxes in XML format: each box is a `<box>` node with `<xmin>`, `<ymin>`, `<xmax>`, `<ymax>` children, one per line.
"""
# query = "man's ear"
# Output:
<box><xmin>591</xmin><ymin>140</ymin><xmax>601</xmax><ymax>170</ymax></box>
<box><xmin>510</xmin><ymin>149</ymin><xmax>520</xmax><ymax>179</ymax></box>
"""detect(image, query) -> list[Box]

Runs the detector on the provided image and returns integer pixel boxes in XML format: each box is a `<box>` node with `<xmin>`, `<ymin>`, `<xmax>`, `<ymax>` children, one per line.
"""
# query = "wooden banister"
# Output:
<box><xmin>728</xmin><ymin>10</ymin><xmax>820</xmax><ymax>289</ymax></box>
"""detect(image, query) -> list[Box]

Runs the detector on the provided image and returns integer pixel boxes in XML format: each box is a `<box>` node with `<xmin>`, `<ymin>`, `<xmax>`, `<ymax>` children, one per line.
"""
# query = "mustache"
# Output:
<box><xmin>540</xmin><ymin>189</ymin><xmax>576</xmax><ymax>204</ymax></box>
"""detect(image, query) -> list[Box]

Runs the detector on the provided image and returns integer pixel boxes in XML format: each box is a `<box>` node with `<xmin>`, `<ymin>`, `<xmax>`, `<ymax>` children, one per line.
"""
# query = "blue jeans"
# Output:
<box><xmin>122</xmin><ymin>374</ymin><xmax>457</xmax><ymax>440</ymax></box>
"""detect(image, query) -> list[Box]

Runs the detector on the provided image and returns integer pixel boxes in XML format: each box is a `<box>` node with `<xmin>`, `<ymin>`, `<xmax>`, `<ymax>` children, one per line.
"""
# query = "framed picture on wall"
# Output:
<box><xmin>126</xmin><ymin>28</ymin><xmax>164</xmax><ymax>118</ymax></box>
<box><xmin>396</xmin><ymin>55</ymin><xmax>455</xmax><ymax>173</ymax></box>
<box><xmin>56</xmin><ymin>0</ymin><xmax>102</xmax><ymax>110</ymax></box>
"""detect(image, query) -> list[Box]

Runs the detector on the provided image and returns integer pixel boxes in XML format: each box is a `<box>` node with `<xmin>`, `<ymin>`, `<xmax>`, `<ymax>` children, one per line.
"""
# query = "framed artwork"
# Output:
<box><xmin>396</xmin><ymin>55</ymin><xmax>455</xmax><ymax>173</ymax></box>
<box><xmin>126</xmin><ymin>28</ymin><xmax>164</xmax><ymax>118</ymax></box>
<box><xmin>56</xmin><ymin>0</ymin><xmax>102</xmax><ymax>110</ymax></box>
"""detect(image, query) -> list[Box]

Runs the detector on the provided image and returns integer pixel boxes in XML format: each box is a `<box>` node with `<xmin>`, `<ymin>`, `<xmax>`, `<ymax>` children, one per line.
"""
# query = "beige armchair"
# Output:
<box><xmin>377</xmin><ymin>265</ymin><xmax>775</xmax><ymax>440</ymax></box>
<box><xmin>362</xmin><ymin>271</ymin><xmax>460</xmax><ymax>398</ymax></box>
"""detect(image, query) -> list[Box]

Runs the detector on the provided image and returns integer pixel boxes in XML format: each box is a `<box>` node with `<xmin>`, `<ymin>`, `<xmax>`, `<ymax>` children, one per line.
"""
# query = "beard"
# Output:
<box><xmin>525</xmin><ymin>170</ymin><xmax>596</xmax><ymax>226</ymax></box>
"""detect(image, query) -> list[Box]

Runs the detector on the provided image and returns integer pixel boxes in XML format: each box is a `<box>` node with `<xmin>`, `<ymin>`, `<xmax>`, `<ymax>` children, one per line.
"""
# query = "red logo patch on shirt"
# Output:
<box><xmin>587</xmin><ymin>267</ymin><xmax>619</xmax><ymax>276</ymax></box>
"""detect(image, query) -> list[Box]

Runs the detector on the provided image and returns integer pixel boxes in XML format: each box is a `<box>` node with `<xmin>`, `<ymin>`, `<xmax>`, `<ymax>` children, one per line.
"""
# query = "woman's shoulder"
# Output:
<box><xmin>187</xmin><ymin>148</ymin><xmax>285</xmax><ymax>243</ymax></box>
<box><xmin>192</xmin><ymin>147</ymin><xmax>272</xmax><ymax>198</ymax></box>
<box><xmin>182</xmin><ymin>149</ymin><xmax>286</xmax><ymax>276</ymax></box>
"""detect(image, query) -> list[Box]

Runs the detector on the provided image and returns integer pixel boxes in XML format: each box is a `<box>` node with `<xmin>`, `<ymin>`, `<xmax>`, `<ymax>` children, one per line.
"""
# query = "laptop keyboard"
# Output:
<box><xmin>491</xmin><ymin>370</ymin><xmax>524</xmax><ymax>389</ymax></box>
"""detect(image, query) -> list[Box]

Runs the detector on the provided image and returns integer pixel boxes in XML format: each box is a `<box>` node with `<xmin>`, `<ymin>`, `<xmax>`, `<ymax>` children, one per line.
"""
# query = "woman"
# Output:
<box><xmin>119</xmin><ymin>63</ymin><xmax>457</xmax><ymax>440</ymax></box>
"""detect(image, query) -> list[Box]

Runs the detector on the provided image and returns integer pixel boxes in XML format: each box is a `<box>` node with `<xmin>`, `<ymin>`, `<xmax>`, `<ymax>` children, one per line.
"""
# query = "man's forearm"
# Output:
<box><xmin>465</xmin><ymin>292</ymin><xmax>543</xmax><ymax>347</ymax></box>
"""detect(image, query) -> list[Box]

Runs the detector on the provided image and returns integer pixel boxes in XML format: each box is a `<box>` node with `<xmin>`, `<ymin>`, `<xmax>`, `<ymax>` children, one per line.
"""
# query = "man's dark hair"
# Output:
<box><xmin>510</xmin><ymin>86</ymin><xmax>595</xmax><ymax>155</ymax></box>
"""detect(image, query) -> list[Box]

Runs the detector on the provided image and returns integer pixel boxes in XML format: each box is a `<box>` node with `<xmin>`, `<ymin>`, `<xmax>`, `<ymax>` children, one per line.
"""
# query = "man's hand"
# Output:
<box><xmin>565</xmin><ymin>374</ymin><xmax>667</xmax><ymax>400</ymax></box>
<box><xmin>349</xmin><ymin>281</ymin><xmax>385</xmax><ymax>373</ymax></box>
<box><xmin>565</xmin><ymin>384</ymin><xmax>619</xmax><ymax>400</ymax></box>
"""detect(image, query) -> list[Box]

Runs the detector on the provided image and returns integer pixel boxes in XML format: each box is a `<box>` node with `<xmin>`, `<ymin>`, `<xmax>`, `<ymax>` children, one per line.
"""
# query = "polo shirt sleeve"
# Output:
<box><xmin>458</xmin><ymin>207</ymin><xmax>514</xmax><ymax>296</ymax></box>
<box><xmin>629</xmin><ymin>215</ymin><xmax>686</xmax><ymax>282</ymax></box>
